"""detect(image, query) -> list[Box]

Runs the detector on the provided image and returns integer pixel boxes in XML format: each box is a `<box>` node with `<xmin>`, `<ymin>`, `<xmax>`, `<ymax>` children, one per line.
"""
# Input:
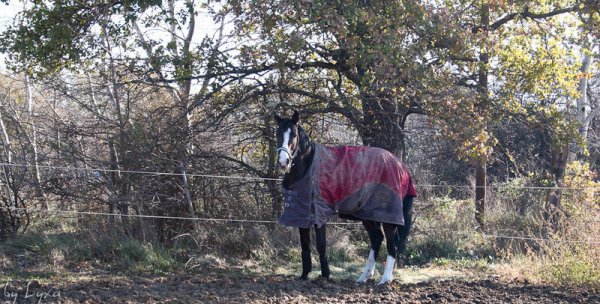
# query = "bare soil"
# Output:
<box><xmin>3</xmin><ymin>270</ymin><xmax>598</xmax><ymax>303</ymax></box>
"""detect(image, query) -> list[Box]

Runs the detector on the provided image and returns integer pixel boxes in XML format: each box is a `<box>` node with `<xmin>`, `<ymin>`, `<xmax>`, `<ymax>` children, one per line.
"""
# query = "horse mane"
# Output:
<box><xmin>282</xmin><ymin>124</ymin><xmax>315</xmax><ymax>189</ymax></box>
<box><xmin>296</xmin><ymin>125</ymin><xmax>312</xmax><ymax>156</ymax></box>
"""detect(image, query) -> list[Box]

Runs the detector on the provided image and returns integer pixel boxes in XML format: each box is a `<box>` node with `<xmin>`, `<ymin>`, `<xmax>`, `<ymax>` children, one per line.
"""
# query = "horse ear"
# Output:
<box><xmin>274</xmin><ymin>113</ymin><xmax>282</xmax><ymax>124</ymax></box>
<box><xmin>292</xmin><ymin>111</ymin><xmax>300</xmax><ymax>124</ymax></box>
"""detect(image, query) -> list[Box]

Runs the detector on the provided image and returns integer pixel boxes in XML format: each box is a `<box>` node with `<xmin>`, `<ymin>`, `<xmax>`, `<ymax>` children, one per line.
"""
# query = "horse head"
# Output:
<box><xmin>274</xmin><ymin>111</ymin><xmax>301</xmax><ymax>171</ymax></box>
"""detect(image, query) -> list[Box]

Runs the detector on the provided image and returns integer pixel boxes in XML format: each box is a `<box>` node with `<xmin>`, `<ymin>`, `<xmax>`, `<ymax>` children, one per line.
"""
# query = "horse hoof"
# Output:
<box><xmin>377</xmin><ymin>279</ymin><xmax>393</xmax><ymax>286</ymax></box>
<box><xmin>299</xmin><ymin>274</ymin><xmax>309</xmax><ymax>281</ymax></box>
<box><xmin>356</xmin><ymin>277</ymin><xmax>370</xmax><ymax>284</ymax></box>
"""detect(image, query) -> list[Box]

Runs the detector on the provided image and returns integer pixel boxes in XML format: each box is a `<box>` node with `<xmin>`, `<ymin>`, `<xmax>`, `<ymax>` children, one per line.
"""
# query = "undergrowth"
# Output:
<box><xmin>1</xmin><ymin>163</ymin><xmax>597</xmax><ymax>288</ymax></box>
<box><xmin>0</xmin><ymin>219</ymin><xmax>179</xmax><ymax>276</ymax></box>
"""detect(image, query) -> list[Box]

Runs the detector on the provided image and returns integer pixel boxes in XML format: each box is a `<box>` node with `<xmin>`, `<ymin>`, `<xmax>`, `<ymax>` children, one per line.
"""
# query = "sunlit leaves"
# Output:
<box><xmin>224</xmin><ymin>0</ymin><xmax>595</xmax><ymax>165</ymax></box>
<box><xmin>496</xmin><ymin>22</ymin><xmax>580</xmax><ymax>102</ymax></box>
<box><xmin>562</xmin><ymin>161</ymin><xmax>600</xmax><ymax>217</ymax></box>
<box><xmin>4</xmin><ymin>0</ymin><xmax>594</xmax><ymax>171</ymax></box>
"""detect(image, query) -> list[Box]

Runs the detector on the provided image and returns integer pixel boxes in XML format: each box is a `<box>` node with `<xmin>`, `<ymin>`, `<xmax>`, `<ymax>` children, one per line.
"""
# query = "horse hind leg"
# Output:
<box><xmin>395</xmin><ymin>196</ymin><xmax>414</xmax><ymax>264</ymax></box>
<box><xmin>299</xmin><ymin>227</ymin><xmax>312</xmax><ymax>280</ymax></box>
<box><xmin>315</xmin><ymin>224</ymin><xmax>330</xmax><ymax>279</ymax></box>
<box><xmin>357</xmin><ymin>221</ymin><xmax>383</xmax><ymax>283</ymax></box>
<box><xmin>379</xmin><ymin>223</ymin><xmax>399</xmax><ymax>285</ymax></box>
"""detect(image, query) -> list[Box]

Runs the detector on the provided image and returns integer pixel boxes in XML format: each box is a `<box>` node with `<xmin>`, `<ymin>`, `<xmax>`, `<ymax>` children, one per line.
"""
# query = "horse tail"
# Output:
<box><xmin>395</xmin><ymin>196</ymin><xmax>414</xmax><ymax>260</ymax></box>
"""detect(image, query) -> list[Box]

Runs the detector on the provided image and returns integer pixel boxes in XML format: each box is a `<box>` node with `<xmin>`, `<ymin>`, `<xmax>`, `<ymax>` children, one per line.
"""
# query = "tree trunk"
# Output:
<box><xmin>134</xmin><ymin>7</ymin><xmax>200</xmax><ymax>223</ymax></box>
<box><xmin>181</xmin><ymin>161</ymin><xmax>201</xmax><ymax>231</ymax></box>
<box><xmin>474</xmin><ymin>2</ymin><xmax>490</xmax><ymax>230</ymax></box>
<box><xmin>0</xmin><ymin>102</ymin><xmax>18</xmax><ymax>236</ymax></box>
<box><xmin>24</xmin><ymin>75</ymin><xmax>44</xmax><ymax>199</ymax></box>
<box><xmin>474</xmin><ymin>162</ymin><xmax>486</xmax><ymax>229</ymax></box>
<box><xmin>0</xmin><ymin>205</ymin><xmax>5</xmax><ymax>240</ymax></box>
<box><xmin>360</xmin><ymin>95</ymin><xmax>407</xmax><ymax>159</ymax></box>
<box><xmin>569</xmin><ymin>41</ymin><xmax>597</xmax><ymax>161</ymax></box>
<box><xmin>576</xmin><ymin>51</ymin><xmax>592</xmax><ymax>139</ymax></box>
<box><xmin>545</xmin><ymin>143</ymin><xmax>569</xmax><ymax>233</ymax></box>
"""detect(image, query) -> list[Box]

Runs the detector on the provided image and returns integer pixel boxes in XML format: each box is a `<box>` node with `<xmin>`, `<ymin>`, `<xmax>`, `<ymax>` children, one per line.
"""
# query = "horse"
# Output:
<box><xmin>274</xmin><ymin>111</ymin><xmax>416</xmax><ymax>285</ymax></box>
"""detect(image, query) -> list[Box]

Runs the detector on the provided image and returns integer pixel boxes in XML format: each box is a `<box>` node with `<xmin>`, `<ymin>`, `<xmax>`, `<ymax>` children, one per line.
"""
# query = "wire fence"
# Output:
<box><xmin>0</xmin><ymin>161</ymin><xmax>599</xmax><ymax>247</ymax></box>
<box><xmin>2</xmin><ymin>162</ymin><xmax>600</xmax><ymax>190</ymax></box>
<box><xmin>1</xmin><ymin>206</ymin><xmax>599</xmax><ymax>246</ymax></box>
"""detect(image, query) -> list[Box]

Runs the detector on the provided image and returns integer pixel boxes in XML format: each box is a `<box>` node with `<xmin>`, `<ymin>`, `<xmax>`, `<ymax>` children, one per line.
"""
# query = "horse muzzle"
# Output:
<box><xmin>279</xmin><ymin>160</ymin><xmax>293</xmax><ymax>173</ymax></box>
<box><xmin>277</xmin><ymin>147</ymin><xmax>294</xmax><ymax>170</ymax></box>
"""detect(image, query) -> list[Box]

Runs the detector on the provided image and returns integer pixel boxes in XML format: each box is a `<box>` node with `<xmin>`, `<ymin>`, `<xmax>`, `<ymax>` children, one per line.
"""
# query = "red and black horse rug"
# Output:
<box><xmin>279</xmin><ymin>144</ymin><xmax>417</xmax><ymax>228</ymax></box>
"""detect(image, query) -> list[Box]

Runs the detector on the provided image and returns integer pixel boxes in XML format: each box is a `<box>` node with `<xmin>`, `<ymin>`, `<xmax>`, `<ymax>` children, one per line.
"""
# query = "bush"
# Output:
<box><xmin>2</xmin><ymin>166</ymin><xmax>596</xmax><ymax>288</ymax></box>
<box><xmin>2</xmin><ymin>231</ymin><xmax>92</xmax><ymax>269</ymax></box>
<box><xmin>1</xmin><ymin>225</ymin><xmax>179</xmax><ymax>275</ymax></box>
<box><xmin>112</xmin><ymin>240</ymin><xmax>177</xmax><ymax>273</ymax></box>
<box><xmin>562</xmin><ymin>162</ymin><xmax>600</xmax><ymax>220</ymax></box>
<box><xmin>534</xmin><ymin>162</ymin><xmax>600</xmax><ymax>287</ymax></box>
<box><xmin>541</xmin><ymin>245</ymin><xmax>600</xmax><ymax>287</ymax></box>
<box><xmin>407</xmin><ymin>196</ymin><xmax>491</xmax><ymax>264</ymax></box>
<box><xmin>490</xmin><ymin>163</ymin><xmax>600</xmax><ymax>287</ymax></box>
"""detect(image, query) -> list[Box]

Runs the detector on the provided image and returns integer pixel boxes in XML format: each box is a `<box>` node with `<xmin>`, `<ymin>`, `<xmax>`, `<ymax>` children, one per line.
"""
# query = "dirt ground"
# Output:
<box><xmin>2</xmin><ymin>270</ymin><xmax>598</xmax><ymax>304</ymax></box>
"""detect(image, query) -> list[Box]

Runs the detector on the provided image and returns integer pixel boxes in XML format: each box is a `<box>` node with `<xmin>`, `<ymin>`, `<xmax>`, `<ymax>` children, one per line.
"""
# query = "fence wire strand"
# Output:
<box><xmin>1</xmin><ymin>206</ymin><xmax>598</xmax><ymax>246</ymax></box>
<box><xmin>0</xmin><ymin>161</ymin><xmax>598</xmax><ymax>246</ymax></box>
<box><xmin>1</xmin><ymin>162</ymin><xmax>599</xmax><ymax>190</ymax></box>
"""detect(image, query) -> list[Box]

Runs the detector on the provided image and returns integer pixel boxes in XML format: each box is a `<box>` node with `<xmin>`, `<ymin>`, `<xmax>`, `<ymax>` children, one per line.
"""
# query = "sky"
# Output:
<box><xmin>0</xmin><ymin>1</ymin><xmax>20</xmax><ymax>24</ymax></box>
<box><xmin>0</xmin><ymin>0</ymin><xmax>21</xmax><ymax>72</ymax></box>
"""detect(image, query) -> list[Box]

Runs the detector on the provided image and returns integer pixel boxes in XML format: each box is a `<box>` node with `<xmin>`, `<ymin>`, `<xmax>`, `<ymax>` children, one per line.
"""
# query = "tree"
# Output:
<box><xmin>2</xmin><ymin>0</ymin><xmax>599</xmax><ymax>232</ymax></box>
<box><xmin>0</xmin><ymin>75</ymin><xmax>37</xmax><ymax>238</ymax></box>
<box><xmin>222</xmin><ymin>0</ymin><xmax>599</xmax><ymax>228</ymax></box>
<box><xmin>0</xmin><ymin>0</ymin><xmax>299</xmax><ymax>237</ymax></box>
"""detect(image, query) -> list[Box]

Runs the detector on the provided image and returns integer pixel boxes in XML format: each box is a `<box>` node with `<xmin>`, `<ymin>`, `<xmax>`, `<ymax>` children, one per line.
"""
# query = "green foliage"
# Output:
<box><xmin>2</xmin><ymin>232</ymin><xmax>92</xmax><ymax>265</ymax></box>
<box><xmin>406</xmin><ymin>196</ymin><xmax>494</xmax><ymax>265</ymax></box>
<box><xmin>2</xmin><ymin>0</ymin><xmax>596</xmax><ymax>166</ymax></box>
<box><xmin>229</xmin><ymin>0</ymin><xmax>594</xmax><ymax>162</ymax></box>
<box><xmin>541</xmin><ymin>246</ymin><xmax>600</xmax><ymax>287</ymax></box>
<box><xmin>562</xmin><ymin>162</ymin><xmax>600</xmax><ymax>218</ymax></box>
<box><xmin>1</xmin><ymin>230</ymin><xmax>178</xmax><ymax>274</ymax></box>
<box><xmin>110</xmin><ymin>240</ymin><xmax>177</xmax><ymax>274</ymax></box>
<box><xmin>0</xmin><ymin>0</ymin><xmax>165</xmax><ymax>76</ymax></box>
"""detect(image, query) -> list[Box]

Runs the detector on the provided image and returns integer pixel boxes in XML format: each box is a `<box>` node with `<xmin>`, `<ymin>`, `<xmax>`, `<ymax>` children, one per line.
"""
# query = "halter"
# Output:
<box><xmin>277</xmin><ymin>146</ymin><xmax>298</xmax><ymax>166</ymax></box>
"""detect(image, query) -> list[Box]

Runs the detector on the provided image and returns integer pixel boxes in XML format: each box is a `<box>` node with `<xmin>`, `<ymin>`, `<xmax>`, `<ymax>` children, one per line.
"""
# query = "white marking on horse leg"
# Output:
<box><xmin>356</xmin><ymin>249</ymin><xmax>376</xmax><ymax>283</ymax></box>
<box><xmin>378</xmin><ymin>255</ymin><xmax>396</xmax><ymax>285</ymax></box>
<box><xmin>278</xmin><ymin>128</ymin><xmax>291</xmax><ymax>167</ymax></box>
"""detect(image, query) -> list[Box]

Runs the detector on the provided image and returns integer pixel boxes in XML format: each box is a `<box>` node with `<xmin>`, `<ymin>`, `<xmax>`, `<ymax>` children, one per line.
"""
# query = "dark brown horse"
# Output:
<box><xmin>274</xmin><ymin>111</ymin><xmax>415</xmax><ymax>284</ymax></box>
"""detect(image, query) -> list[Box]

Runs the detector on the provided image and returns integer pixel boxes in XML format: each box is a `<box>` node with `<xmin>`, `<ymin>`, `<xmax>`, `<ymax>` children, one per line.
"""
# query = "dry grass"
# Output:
<box><xmin>1</xmin><ymin>163</ymin><xmax>597</xmax><ymax>289</ymax></box>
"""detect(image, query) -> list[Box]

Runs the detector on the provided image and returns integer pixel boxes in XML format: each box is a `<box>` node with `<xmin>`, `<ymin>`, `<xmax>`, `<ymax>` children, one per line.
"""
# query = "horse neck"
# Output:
<box><xmin>283</xmin><ymin>128</ymin><xmax>314</xmax><ymax>189</ymax></box>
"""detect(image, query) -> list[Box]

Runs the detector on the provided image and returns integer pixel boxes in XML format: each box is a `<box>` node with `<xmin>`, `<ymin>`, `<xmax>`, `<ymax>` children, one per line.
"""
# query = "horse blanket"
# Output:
<box><xmin>279</xmin><ymin>144</ymin><xmax>416</xmax><ymax>228</ymax></box>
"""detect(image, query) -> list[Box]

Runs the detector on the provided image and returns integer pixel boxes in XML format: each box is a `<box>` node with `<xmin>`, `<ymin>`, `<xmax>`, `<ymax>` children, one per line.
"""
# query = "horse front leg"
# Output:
<box><xmin>299</xmin><ymin>227</ymin><xmax>312</xmax><ymax>280</ymax></box>
<box><xmin>357</xmin><ymin>221</ymin><xmax>383</xmax><ymax>283</ymax></box>
<box><xmin>314</xmin><ymin>224</ymin><xmax>330</xmax><ymax>279</ymax></box>
<box><xmin>379</xmin><ymin>223</ymin><xmax>399</xmax><ymax>285</ymax></box>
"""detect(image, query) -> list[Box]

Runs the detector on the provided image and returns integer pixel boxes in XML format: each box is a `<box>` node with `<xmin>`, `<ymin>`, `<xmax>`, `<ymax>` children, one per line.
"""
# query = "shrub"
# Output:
<box><xmin>113</xmin><ymin>240</ymin><xmax>177</xmax><ymax>273</ymax></box>
<box><xmin>1</xmin><ymin>224</ymin><xmax>179</xmax><ymax>275</ymax></box>
<box><xmin>493</xmin><ymin>163</ymin><xmax>600</xmax><ymax>287</ymax></box>
<box><xmin>407</xmin><ymin>195</ymin><xmax>491</xmax><ymax>264</ymax></box>
<box><xmin>533</xmin><ymin>162</ymin><xmax>600</xmax><ymax>287</ymax></box>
